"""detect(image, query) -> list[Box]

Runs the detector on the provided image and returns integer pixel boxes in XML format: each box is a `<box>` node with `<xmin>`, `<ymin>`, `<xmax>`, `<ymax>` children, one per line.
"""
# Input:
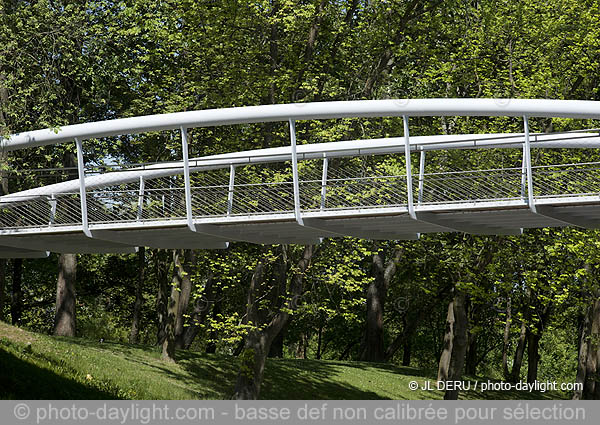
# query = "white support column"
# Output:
<box><xmin>49</xmin><ymin>194</ymin><xmax>57</xmax><ymax>226</ymax></box>
<box><xmin>289</xmin><ymin>119</ymin><xmax>304</xmax><ymax>225</ymax></box>
<box><xmin>180</xmin><ymin>126</ymin><xmax>196</xmax><ymax>231</ymax></box>
<box><xmin>523</xmin><ymin>116</ymin><xmax>536</xmax><ymax>213</ymax></box>
<box><xmin>417</xmin><ymin>149</ymin><xmax>426</xmax><ymax>205</ymax></box>
<box><xmin>320</xmin><ymin>154</ymin><xmax>328</xmax><ymax>211</ymax></box>
<box><xmin>403</xmin><ymin>116</ymin><xmax>416</xmax><ymax>219</ymax></box>
<box><xmin>227</xmin><ymin>164</ymin><xmax>235</xmax><ymax>216</ymax></box>
<box><xmin>137</xmin><ymin>175</ymin><xmax>145</xmax><ymax>221</ymax></box>
<box><xmin>75</xmin><ymin>137</ymin><xmax>91</xmax><ymax>238</ymax></box>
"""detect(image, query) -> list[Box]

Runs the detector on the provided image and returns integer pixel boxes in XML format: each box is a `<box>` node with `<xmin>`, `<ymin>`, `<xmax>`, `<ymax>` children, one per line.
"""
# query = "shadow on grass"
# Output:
<box><xmin>0</xmin><ymin>347</ymin><xmax>117</xmax><ymax>399</ymax></box>
<box><xmin>50</xmin><ymin>339</ymin><xmax>435</xmax><ymax>400</ymax></box>
<box><xmin>57</xmin><ymin>339</ymin><xmax>388</xmax><ymax>400</ymax></box>
<box><xmin>60</xmin><ymin>338</ymin><xmax>160</xmax><ymax>357</ymax></box>
<box><xmin>261</xmin><ymin>359</ymin><xmax>387</xmax><ymax>399</ymax></box>
<box><xmin>60</xmin><ymin>338</ymin><xmax>235</xmax><ymax>399</ymax></box>
<box><xmin>40</xmin><ymin>337</ymin><xmax>561</xmax><ymax>400</ymax></box>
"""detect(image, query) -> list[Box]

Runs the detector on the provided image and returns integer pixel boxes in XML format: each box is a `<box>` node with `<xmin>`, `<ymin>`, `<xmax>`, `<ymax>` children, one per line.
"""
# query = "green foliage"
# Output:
<box><xmin>538</xmin><ymin>326</ymin><xmax>578</xmax><ymax>384</ymax></box>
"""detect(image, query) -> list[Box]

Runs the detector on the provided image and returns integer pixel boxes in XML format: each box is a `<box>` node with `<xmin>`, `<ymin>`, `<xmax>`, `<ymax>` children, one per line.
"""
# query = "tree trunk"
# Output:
<box><xmin>235</xmin><ymin>329</ymin><xmax>270</xmax><ymax>400</ymax></box>
<box><xmin>385</xmin><ymin>332</ymin><xmax>404</xmax><ymax>363</ymax></box>
<box><xmin>510</xmin><ymin>318</ymin><xmax>528</xmax><ymax>382</ymax></box>
<box><xmin>0</xmin><ymin>260</ymin><xmax>6</xmax><ymax>322</ymax></box>
<box><xmin>205</xmin><ymin>296</ymin><xmax>221</xmax><ymax>354</ymax></box>
<box><xmin>175</xmin><ymin>249</ymin><xmax>195</xmax><ymax>349</ymax></box>
<box><xmin>361</xmin><ymin>248</ymin><xmax>402</xmax><ymax>362</ymax></box>
<box><xmin>526</xmin><ymin>328</ymin><xmax>541</xmax><ymax>384</ymax></box>
<box><xmin>465</xmin><ymin>299</ymin><xmax>479</xmax><ymax>377</ymax></box>
<box><xmin>268</xmin><ymin>322</ymin><xmax>286</xmax><ymax>358</ymax></box>
<box><xmin>234</xmin><ymin>257</ymin><xmax>267</xmax><ymax>399</ymax></box>
<box><xmin>303</xmin><ymin>333</ymin><xmax>308</xmax><ymax>359</ymax></box>
<box><xmin>402</xmin><ymin>338</ymin><xmax>412</xmax><ymax>367</ymax></box>
<box><xmin>384</xmin><ymin>316</ymin><xmax>418</xmax><ymax>364</ymax></box>
<box><xmin>385</xmin><ymin>283</ymin><xmax>454</xmax><ymax>364</ymax></box>
<box><xmin>155</xmin><ymin>250</ymin><xmax>170</xmax><ymax>346</ymax></box>
<box><xmin>54</xmin><ymin>254</ymin><xmax>77</xmax><ymax>336</ymax></box>
<box><xmin>362</xmin><ymin>277</ymin><xmax>385</xmax><ymax>362</ymax></box>
<box><xmin>574</xmin><ymin>304</ymin><xmax>592</xmax><ymax>400</ymax></box>
<box><xmin>444</xmin><ymin>291</ymin><xmax>468</xmax><ymax>400</ymax></box>
<box><xmin>11</xmin><ymin>259</ymin><xmax>23</xmax><ymax>326</ymax></box>
<box><xmin>339</xmin><ymin>338</ymin><xmax>359</xmax><ymax>360</ymax></box>
<box><xmin>502</xmin><ymin>296</ymin><xmax>512</xmax><ymax>380</ymax></box>
<box><xmin>161</xmin><ymin>250</ymin><xmax>181</xmax><ymax>363</ymax></box>
<box><xmin>582</xmin><ymin>291</ymin><xmax>600</xmax><ymax>399</ymax></box>
<box><xmin>465</xmin><ymin>329</ymin><xmax>478</xmax><ymax>376</ymax></box>
<box><xmin>233</xmin><ymin>245</ymin><xmax>314</xmax><ymax>400</ymax></box>
<box><xmin>437</xmin><ymin>296</ymin><xmax>455</xmax><ymax>382</ymax></box>
<box><xmin>129</xmin><ymin>246</ymin><xmax>145</xmax><ymax>344</ymax></box>
<box><xmin>267</xmin><ymin>246</ymin><xmax>290</xmax><ymax>359</ymax></box>
<box><xmin>316</xmin><ymin>321</ymin><xmax>324</xmax><ymax>360</ymax></box>
<box><xmin>526</xmin><ymin>302</ymin><xmax>551</xmax><ymax>385</ymax></box>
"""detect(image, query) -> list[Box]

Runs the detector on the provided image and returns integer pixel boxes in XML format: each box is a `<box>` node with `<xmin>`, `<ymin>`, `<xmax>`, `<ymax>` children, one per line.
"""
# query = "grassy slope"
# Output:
<box><xmin>0</xmin><ymin>322</ymin><xmax>565</xmax><ymax>400</ymax></box>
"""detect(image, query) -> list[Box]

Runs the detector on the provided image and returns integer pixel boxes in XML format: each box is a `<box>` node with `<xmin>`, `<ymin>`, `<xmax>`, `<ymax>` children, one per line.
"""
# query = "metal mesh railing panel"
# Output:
<box><xmin>417</xmin><ymin>168</ymin><xmax>523</xmax><ymax>204</ymax></box>
<box><xmin>533</xmin><ymin>162</ymin><xmax>600</xmax><ymax>198</ymax></box>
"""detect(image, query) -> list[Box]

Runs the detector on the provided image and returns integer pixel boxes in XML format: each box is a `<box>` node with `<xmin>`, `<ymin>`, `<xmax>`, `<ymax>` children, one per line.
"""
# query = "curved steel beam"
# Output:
<box><xmin>4</xmin><ymin>99</ymin><xmax>600</xmax><ymax>151</ymax></box>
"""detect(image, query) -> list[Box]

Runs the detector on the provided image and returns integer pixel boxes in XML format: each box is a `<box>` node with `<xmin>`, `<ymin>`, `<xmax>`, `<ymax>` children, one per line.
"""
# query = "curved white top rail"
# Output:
<box><xmin>2</xmin><ymin>98</ymin><xmax>600</xmax><ymax>151</ymax></box>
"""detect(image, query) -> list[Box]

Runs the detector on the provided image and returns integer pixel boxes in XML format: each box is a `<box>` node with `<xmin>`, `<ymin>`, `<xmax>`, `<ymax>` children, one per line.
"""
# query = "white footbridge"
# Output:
<box><xmin>2</xmin><ymin>99</ymin><xmax>600</xmax><ymax>257</ymax></box>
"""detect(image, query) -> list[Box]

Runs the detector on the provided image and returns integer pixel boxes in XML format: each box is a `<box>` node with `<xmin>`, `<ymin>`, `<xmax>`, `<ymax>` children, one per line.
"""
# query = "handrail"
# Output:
<box><xmin>3</xmin><ymin>98</ymin><xmax>600</xmax><ymax>151</ymax></box>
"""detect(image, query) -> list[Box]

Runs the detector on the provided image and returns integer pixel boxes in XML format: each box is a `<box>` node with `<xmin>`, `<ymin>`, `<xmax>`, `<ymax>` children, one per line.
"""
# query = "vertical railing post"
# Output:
<box><xmin>49</xmin><ymin>194</ymin><xmax>57</xmax><ymax>226</ymax></box>
<box><xmin>520</xmin><ymin>152</ymin><xmax>527</xmax><ymax>198</ymax></box>
<box><xmin>417</xmin><ymin>149</ymin><xmax>426</xmax><ymax>205</ymax></box>
<box><xmin>227</xmin><ymin>164</ymin><xmax>235</xmax><ymax>216</ymax></box>
<box><xmin>75</xmin><ymin>137</ymin><xmax>91</xmax><ymax>237</ymax></box>
<box><xmin>289</xmin><ymin>119</ymin><xmax>303</xmax><ymax>225</ymax></box>
<box><xmin>180</xmin><ymin>126</ymin><xmax>196</xmax><ymax>231</ymax></box>
<box><xmin>320</xmin><ymin>154</ymin><xmax>328</xmax><ymax>211</ymax></box>
<box><xmin>137</xmin><ymin>175</ymin><xmax>145</xmax><ymax>221</ymax></box>
<box><xmin>403</xmin><ymin>116</ymin><xmax>416</xmax><ymax>219</ymax></box>
<box><xmin>523</xmin><ymin>116</ymin><xmax>536</xmax><ymax>213</ymax></box>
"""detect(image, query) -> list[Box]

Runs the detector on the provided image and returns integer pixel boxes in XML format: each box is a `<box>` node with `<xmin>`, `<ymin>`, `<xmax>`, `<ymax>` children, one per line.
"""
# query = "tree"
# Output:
<box><xmin>155</xmin><ymin>249</ymin><xmax>171</xmax><ymax>346</ymax></box>
<box><xmin>360</xmin><ymin>245</ymin><xmax>402</xmax><ymax>362</ymax></box>
<box><xmin>174</xmin><ymin>250</ymin><xmax>195</xmax><ymax>349</ymax></box>
<box><xmin>129</xmin><ymin>247</ymin><xmax>145</xmax><ymax>344</ymax></box>
<box><xmin>574</xmin><ymin>287</ymin><xmax>600</xmax><ymax>399</ymax></box>
<box><xmin>234</xmin><ymin>245</ymin><xmax>315</xmax><ymax>400</ymax></box>
<box><xmin>0</xmin><ymin>260</ymin><xmax>5</xmax><ymax>322</ymax></box>
<box><xmin>444</xmin><ymin>289</ymin><xmax>468</xmax><ymax>400</ymax></box>
<box><xmin>10</xmin><ymin>259</ymin><xmax>22</xmax><ymax>325</ymax></box>
<box><xmin>161</xmin><ymin>250</ymin><xmax>183</xmax><ymax>363</ymax></box>
<box><xmin>54</xmin><ymin>254</ymin><xmax>76</xmax><ymax>336</ymax></box>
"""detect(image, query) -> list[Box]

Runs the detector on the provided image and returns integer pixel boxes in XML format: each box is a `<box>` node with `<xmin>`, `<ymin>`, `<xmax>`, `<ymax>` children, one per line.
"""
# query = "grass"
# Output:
<box><xmin>0</xmin><ymin>322</ymin><xmax>567</xmax><ymax>400</ymax></box>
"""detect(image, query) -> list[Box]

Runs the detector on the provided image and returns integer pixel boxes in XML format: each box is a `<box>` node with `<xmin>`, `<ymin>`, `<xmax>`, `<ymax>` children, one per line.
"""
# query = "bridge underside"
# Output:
<box><xmin>2</xmin><ymin>197</ymin><xmax>597</xmax><ymax>256</ymax></box>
